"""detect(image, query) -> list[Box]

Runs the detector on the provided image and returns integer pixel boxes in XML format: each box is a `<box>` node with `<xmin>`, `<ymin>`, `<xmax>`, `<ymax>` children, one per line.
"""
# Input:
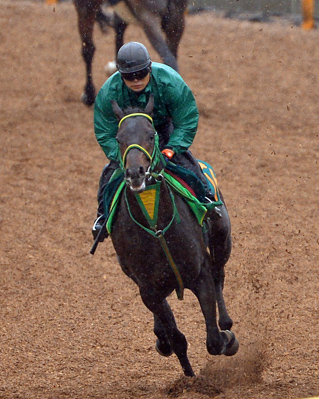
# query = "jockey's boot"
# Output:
<box><xmin>92</xmin><ymin>215</ymin><xmax>109</xmax><ymax>242</ymax></box>
<box><xmin>92</xmin><ymin>161</ymin><xmax>119</xmax><ymax>242</ymax></box>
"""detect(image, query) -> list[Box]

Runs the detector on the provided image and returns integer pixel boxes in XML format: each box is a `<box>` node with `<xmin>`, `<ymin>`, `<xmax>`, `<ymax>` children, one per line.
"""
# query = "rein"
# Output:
<box><xmin>119</xmin><ymin>113</ymin><xmax>184</xmax><ymax>300</ymax></box>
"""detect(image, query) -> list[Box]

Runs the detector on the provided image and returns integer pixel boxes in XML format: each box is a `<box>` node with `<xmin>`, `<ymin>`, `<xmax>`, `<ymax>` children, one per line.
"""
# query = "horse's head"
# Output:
<box><xmin>112</xmin><ymin>95</ymin><xmax>163</xmax><ymax>192</ymax></box>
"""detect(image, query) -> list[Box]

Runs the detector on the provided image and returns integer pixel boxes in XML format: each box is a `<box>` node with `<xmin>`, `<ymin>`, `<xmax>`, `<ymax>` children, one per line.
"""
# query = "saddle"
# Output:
<box><xmin>103</xmin><ymin>161</ymin><xmax>223</xmax><ymax>234</ymax></box>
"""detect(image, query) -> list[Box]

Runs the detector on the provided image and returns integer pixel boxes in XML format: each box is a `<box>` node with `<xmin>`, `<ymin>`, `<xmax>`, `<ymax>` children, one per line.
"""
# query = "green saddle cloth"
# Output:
<box><xmin>165</xmin><ymin>161</ymin><xmax>207</xmax><ymax>202</ymax></box>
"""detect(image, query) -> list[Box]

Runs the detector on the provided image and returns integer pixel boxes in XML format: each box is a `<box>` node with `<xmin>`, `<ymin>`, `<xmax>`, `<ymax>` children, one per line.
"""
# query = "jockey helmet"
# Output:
<box><xmin>116</xmin><ymin>42</ymin><xmax>151</xmax><ymax>74</ymax></box>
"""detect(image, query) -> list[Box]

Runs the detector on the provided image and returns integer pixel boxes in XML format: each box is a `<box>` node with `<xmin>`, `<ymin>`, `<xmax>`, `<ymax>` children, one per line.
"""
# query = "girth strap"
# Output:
<box><xmin>156</xmin><ymin>232</ymin><xmax>184</xmax><ymax>300</ymax></box>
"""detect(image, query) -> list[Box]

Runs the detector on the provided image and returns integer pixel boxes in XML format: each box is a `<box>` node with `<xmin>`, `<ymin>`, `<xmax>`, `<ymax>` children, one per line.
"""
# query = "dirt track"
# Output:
<box><xmin>1</xmin><ymin>1</ymin><xmax>319</xmax><ymax>398</ymax></box>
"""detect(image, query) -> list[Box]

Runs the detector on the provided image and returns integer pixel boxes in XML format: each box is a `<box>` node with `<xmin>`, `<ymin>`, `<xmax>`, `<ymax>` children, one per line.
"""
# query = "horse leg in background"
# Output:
<box><xmin>102</xmin><ymin>13</ymin><xmax>127</xmax><ymax>76</ymax></box>
<box><xmin>95</xmin><ymin>5</ymin><xmax>114</xmax><ymax>33</ymax></box>
<box><xmin>191</xmin><ymin>258</ymin><xmax>228</xmax><ymax>356</ymax></box>
<box><xmin>138</xmin><ymin>10</ymin><xmax>179</xmax><ymax>71</ymax></box>
<box><xmin>113</xmin><ymin>13</ymin><xmax>128</xmax><ymax>54</ymax></box>
<box><xmin>208</xmin><ymin>197</ymin><xmax>233</xmax><ymax>332</ymax></box>
<box><xmin>162</xmin><ymin>0</ymin><xmax>186</xmax><ymax>58</ymax></box>
<box><xmin>73</xmin><ymin>0</ymin><xmax>102</xmax><ymax>106</ymax></box>
<box><xmin>140</xmin><ymin>291</ymin><xmax>194</xmax><ymax>377</ymax></box>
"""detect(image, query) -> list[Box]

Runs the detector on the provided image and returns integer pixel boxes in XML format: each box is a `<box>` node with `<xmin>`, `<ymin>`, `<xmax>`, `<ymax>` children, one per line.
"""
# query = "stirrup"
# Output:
<box><xmin>92</xmin><ymin>215</ymin><xmax>105</xmax><ymax>229</ymax></box>
<box><xmin>92</xmin><ymin>215</ymin><xmax>108</xmax><ymax>241</ymax></box>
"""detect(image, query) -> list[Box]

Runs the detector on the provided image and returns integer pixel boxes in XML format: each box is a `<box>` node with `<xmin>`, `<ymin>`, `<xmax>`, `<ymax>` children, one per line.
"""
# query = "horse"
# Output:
<box><xmin>103</xmin><ymin>95</ymin><xmax>239</xmax><ymax>377</ymax></box>
<box><xmin>72</xmin><ymin>0</ymin><xmax>187</xmax><ymax>106</ymax></box>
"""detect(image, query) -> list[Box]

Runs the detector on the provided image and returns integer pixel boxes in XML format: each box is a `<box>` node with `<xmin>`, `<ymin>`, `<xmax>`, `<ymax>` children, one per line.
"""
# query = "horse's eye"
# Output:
<box><xmin>150</xmin><ymin>134</ymin><xmax>154</xmax><ymax>141</ymax></box>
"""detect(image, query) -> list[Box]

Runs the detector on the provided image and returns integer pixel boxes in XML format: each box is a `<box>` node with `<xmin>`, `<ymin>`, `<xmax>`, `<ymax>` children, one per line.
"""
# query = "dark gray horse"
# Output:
<box><xmin>73</xmin><ymin>0</ymin><xmax>187</xmax><ymax>106</ymax></box>
<box><xmin>105</xmin><ymin>96</ymin><xmax>239</xmax><ymax>377</ymax></box>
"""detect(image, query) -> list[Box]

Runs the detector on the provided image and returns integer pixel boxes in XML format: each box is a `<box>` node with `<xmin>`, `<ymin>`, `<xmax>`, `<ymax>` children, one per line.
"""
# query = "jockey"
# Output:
<box><xmin>92</xmin><ymin>41</ymin><xmax>215</xmax><ymax>241</ymax></box>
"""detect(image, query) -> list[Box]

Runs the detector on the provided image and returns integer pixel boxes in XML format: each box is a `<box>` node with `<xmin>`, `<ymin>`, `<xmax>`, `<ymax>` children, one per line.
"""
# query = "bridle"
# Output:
<box><xmin>118</xmin><ymin>113</ymin><xmax>166</xmax><ymax>179</ymax></box>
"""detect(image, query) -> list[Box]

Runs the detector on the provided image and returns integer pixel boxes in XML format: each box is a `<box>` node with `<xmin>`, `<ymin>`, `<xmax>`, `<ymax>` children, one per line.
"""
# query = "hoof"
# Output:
<box><xmin>221</xmin><ymin>330</ymin><xmax>239</xmax><ymax>356</ymax></box>
<box><xmin>81</xmin><ymin>93</ymin><xmax>95</xmax><ymax>107</ymax></box>
<box><xmin>155</xmin><ymin>339</ymin><xmax>173</xmax><ymax>357</ymax></box>
<box><xmin>105</xmin><ymin>61</ymin><xmax>117</xmax><ymax>76</ymax></box>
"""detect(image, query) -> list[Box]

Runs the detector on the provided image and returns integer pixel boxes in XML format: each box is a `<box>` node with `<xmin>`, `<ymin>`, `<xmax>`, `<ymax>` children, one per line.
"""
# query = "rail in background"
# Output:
<box><xmin>189</xmin><ymin>0</ymin><xmax>317</xmax><ymax>29</ymax></box>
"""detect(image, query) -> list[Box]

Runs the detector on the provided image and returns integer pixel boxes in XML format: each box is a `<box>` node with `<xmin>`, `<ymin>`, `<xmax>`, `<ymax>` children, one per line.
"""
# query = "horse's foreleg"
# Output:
<box><xmin>113</xmin><ymin>14</ymin><xmax>127</xmax><ymax>55</ymax></box>
<box><xmin>141</xmin><ymin>291</ymin><xmax>194</xmax><ymax>377</ymax></box>
<box><xmin>81</xmin><ymin>36</ymin><xmax>95</xmax><ymax>106</ymax></box>
<box><xmin>154</xmin><ymin>314</ymin><xmax>173</xmax><ymax>357</ymax></box>
<box><xmin>103</xmin><ymin>14</ymin><xmax>127</xmax><ymax>76</ymax></box>
<box><xmin>74</xmin><ymin>1</ymin><xmax>100</xmax><ymax>106</ymax></box>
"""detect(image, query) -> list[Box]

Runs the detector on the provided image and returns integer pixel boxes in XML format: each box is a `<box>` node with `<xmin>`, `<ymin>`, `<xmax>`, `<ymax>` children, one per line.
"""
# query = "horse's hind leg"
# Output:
<box><xmin>74</xmin><ymin>0</ymin><xmax>101</xmax><ymax>106</ymax></box>
<box><xmin>208</xmin><ymin>203</ymin><xmax>233</xmax><ymax>331</ymax></box>
<box><xmin>191</xmin><ymin>260</ymin><xmax>228</xmax><ymax>356</ymax></box>
<box><xmin>162</xmin><ymin>0</ymin><xmax>187</xmax><ymax>58</ymax></box>
<box><xmin>138</xmin><ymin>11</ymin><xmax>179</xmax><ymax>71</ymax></box>
<box><xmin>214</xmin><ymin>266</ymin><xmax>233</xmax><ymax>331</ymax></box>
<box><xmin>140</xmin><ymin>291</ymin><xmax>194</xmax><ymax>377</ymax></box>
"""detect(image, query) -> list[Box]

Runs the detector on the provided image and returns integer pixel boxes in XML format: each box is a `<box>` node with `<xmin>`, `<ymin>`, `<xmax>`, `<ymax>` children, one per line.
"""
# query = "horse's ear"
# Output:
<box><xmin>144</xmin><ymin>94</ymin><xmax>154</xmax><ymax>116</ymax></box>
<box><xmin>111</xmin><ymin>100</ymin><xmax>125</xmax><ymax>121</ymax></box>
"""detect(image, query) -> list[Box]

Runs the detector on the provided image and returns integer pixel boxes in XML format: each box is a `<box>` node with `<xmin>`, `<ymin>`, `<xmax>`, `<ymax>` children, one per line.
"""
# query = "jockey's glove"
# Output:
<box><xmin>162</xmin><ymin>149</ymin><xmax>175</xmax><ymax>160</ymax></box>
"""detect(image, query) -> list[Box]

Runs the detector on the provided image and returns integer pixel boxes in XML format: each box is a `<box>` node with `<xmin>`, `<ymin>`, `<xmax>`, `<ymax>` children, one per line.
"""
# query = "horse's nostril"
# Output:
<box><xmin>139</xmin><ymin>166</ymin><xmax>145</xmax><ymax>175</ymax></box>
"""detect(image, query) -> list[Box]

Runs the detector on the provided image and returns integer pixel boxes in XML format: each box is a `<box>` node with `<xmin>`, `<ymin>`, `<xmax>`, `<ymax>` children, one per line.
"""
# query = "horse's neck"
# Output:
<box><xmin>156</xmin><ymin>179</ymin><xmax>174</xmax><ymax>218</ymax></box>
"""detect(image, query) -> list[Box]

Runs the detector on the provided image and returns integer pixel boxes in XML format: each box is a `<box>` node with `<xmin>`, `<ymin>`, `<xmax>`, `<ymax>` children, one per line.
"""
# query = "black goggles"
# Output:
<box><xmin>121</xmin><ymin>67</ymin><xmax>150</xmax><ymax>82</ymax></box>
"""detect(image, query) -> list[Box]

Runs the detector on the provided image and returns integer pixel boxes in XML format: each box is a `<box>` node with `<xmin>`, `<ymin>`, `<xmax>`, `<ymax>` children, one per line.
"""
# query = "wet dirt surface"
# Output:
<box><xmin>1</xmin><ymin>1</ymin><xmax>319</xmax><ymax>398</ymax></box>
